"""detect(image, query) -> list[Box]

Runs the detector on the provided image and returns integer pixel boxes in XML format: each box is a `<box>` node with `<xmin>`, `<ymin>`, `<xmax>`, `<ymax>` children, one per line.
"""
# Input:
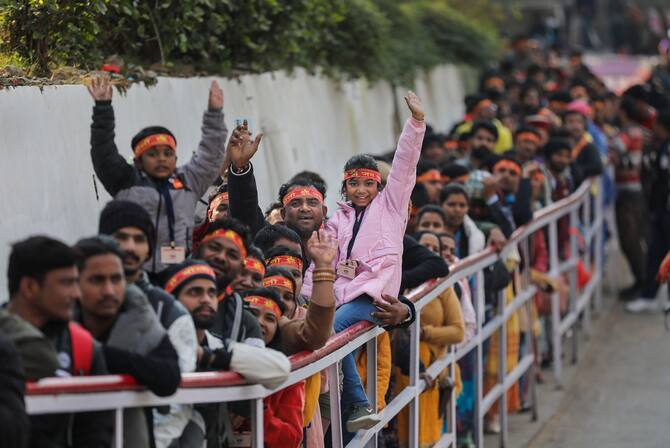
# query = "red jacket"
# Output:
<box><xmin>264</xmin><ymin>381</ymin><xmax>305</xmax><ymax>448</ymax></box>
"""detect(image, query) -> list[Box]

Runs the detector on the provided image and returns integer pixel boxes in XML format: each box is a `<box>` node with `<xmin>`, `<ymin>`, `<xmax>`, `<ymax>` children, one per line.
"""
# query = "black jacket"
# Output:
<box><xmin>400</xmin><ymin>234</ymin><xmax>450</xmax><ymax>291</ymax></box>
<box><xmin>0</xmin><ymin>332</ymin><xmax>29</xmax><ymax>448</ymax></box>
<box><xmin>211</xmin><ymin>292</ymin><xmax>264</xmax><ymax>347</ymax></box>
<box><xmin>571</xmin><ymin>142</ymin><xmax>603</xmax><ymax>186</ymax></box>
<box><xmin>485</xmin><ymin>179</ymin><xmax>533</xmax><ymax>237</ymax></box>
<box><xmin>228</xmin><ymin>163</ymin><xmax>267</xmax><ymax>235</ymax></box>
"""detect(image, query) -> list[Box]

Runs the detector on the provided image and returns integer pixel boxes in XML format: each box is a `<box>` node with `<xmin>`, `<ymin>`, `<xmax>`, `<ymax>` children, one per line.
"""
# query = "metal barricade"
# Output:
<box><xmin>25</xmin><ymin>177</ymin><xmax>605</xmax><ymax>448</ymax></box>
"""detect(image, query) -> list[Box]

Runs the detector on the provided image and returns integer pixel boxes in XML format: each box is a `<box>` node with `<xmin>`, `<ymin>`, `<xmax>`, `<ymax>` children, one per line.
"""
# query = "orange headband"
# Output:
<box><xmin>244</xmin><ymin>257</ymin><xmax>266</xmax><ymax>276</ymax></box>
<box><xmin>263</xmin><ymin>275</ymin><xmax>294</xmax><ymax>293</ymax></box>
<box><xmin>515</xmin><ymin>132</ymin><xmax>541</xmax><ymax>145</ymax></box>
<box><xmin>416</xmin><ymin>169</ymin><xmax>442</xmax><ymax>184</ymax></box>
<box><xmin>532</xmin><ymin>171</ymin><xmax>545</xmax><ymax>182</ymax></box>
<box><xmin>266</xmin><ymin>255</ymin><xmax>303</xmax><ymax>271</ymax></box>
<box><xmin>473</xmin><ymin>99</ymin><xmax>494</xmax><ymax>116</ymax></box>
<box><xmin>133</xmin><ymin>133</ymin><xmax>176</xmax><ymax>158</ymax></box>
<box><xmin>201</xmin><ymin>229</ymin><xmax>247</xmax><ymax>258</ymax></box>
<box><xmin>244</xmin><ymin>296</ymin><xmax>283</xmax><ymax>318</ymax></box>
<box><xmin>164</xmin><ymin>264</ymin><xmax>216</xmax><ymax>294</ymax></box>
<box><xmin>443</xmin><ymin>174</ymin><xmax>470</xmax><ymax>185</ymax></box>
<box><xmin>207</xmin><ymin>192</ymin><xmax>229</xmax><ymax>222</ymax></box>
<box><xmin>485</xmin><ymin>78</ymin><xmax>505</xmax><ymax>90</ymax></box>
<box><xmin>493</xmin><ymin>160</ymin><xmax>522</xmax><ymax>176</ymax></box>
<box><xmin>344</xmin><ymin>168</ymin><xmax>381</xmax><ymax>184</ymax></box>
<box><xmin>282</xmin><ymin>186</ymin><xmax>324</xmax><ymax>206</ymax></box>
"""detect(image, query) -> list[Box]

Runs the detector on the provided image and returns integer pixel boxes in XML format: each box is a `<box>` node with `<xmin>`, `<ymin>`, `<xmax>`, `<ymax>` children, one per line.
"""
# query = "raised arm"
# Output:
<box><xmin>181</xmin><ymin>81</ymin><xmax>229</xmax><ymax>197</ymax></box>
<box><xmin>88</xmin><ymin>76</ymin><xmax>136</xmax><ymax>196</ymax></box>
<box><xmin>384</xmin><ymin>91</ymin><xmax>426</xmax><ymax>215</ymax></box>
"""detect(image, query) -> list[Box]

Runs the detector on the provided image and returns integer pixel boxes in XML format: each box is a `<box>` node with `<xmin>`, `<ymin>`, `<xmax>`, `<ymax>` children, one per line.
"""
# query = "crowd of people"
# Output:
<box><xmin>1</xmin><ymin>34</ymin><xmax>670</xmax><ymax>448</ymax></box>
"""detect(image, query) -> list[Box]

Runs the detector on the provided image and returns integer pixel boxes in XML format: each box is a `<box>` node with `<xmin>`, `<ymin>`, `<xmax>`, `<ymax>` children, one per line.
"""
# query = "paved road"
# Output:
<box><xmin>528</xmin><ymin>299</ymin><xmax>670</xmax><ymax>448</ymax></box>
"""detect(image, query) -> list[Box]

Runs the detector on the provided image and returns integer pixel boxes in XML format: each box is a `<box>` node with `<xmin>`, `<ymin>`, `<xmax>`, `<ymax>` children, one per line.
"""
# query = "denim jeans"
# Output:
<box><xmin>334</xmin><ymin>295</ymin><xmax>379</xmax><ymax>413</ymax></box>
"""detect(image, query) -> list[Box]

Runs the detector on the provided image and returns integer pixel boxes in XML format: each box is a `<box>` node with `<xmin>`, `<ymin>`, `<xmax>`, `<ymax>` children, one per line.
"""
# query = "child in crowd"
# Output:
<box><xmin>325</xmin><ymin>91</ymin><xmax>425</xmax><ymax>434</ymax></box>
<box><xmin>87</xmin><ymin>76</ymin><xmax>228</xmax><ymax>275</ymax></box>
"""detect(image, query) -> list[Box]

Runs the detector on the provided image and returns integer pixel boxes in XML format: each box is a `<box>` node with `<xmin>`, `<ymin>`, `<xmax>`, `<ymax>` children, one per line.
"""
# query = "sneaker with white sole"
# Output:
<box><xmin>345</xmin><ymin>404</ymin><xmax>381</xmax><ymax>433</ymax></box>
<box><xmin>625</xmin><ymin>298</ymin><xmax>661</xmax><ymax>313</ymax></box>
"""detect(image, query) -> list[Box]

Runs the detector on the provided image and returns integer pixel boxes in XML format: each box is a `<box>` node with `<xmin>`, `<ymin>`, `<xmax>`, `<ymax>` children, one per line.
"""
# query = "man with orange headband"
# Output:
<box><xmin>416</xmin><ymin>159</ymin><xmax>443</xmax><ymax>204</ymax></box>
<box><xmin>454</xmin><ymin>94</ymin><xmax>513</xmax><ymax>153</ymax></box>
<box><xmin>484</xmin><ymin>156</ymin><xmax>533</xmax><ymax>237</ymax></box>
<box><xmin>87</xmin><ymin>76</ymin><xmax>228</xmax><ymax>276</ymax></box>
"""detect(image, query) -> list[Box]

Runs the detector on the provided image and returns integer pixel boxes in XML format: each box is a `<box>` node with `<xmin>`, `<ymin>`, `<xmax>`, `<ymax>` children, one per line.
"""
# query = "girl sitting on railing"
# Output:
<box><xmin>325</xmin><ymin>92</ymin><xmax>426</xmax><ymax>436</ymax></box>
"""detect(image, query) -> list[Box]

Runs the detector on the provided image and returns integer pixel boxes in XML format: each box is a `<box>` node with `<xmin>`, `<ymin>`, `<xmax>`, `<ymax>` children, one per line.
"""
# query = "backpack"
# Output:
<box><xmin>68</xmin><ymin>322</ymin><xmax>94</xmax><ymax>376</ymax></box>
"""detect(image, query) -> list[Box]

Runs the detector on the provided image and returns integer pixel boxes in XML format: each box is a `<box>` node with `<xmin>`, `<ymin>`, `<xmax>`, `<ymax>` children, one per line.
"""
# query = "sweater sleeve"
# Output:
<box><xmin>513</xmin><ymin>179</ymin><xmax>533</xmax><ymax>228</ymax></box>
<box><xmin>421</xmin><ymin>288</ymin><xmax>465</xmax><ymax>346</ymax></box>
<box><xmin>280</xmin><ymin>302</ymin><xmax>334</xmax><ymax>355</ymax></box>
<box><xmin>90</xmin><ymin>101</ymin><xmax>136</xmax><ymax>196</ymax></box>
<box><xmin>384</xmin><ymin>117</ymin><xmax>426</xmax><ymax>215</ymax></box>
<box><xmin>103</xmin><ymin>335</ymin><xmax>181</xmax><ymax>397</ymax></box>
<box><xmin>228</xmin><ymin>163</ymin><xmax>267</xmax><ymax>235</ymax></box>
<box><xmin>400</xmin><ymin>235</ymin><xmax>449</xmax><ymax>291</ymax></box>
<box><xmin>228</xmin><ymin>342</ymin><xmax>291</xmax><ymax>389</ymax></box>
<box><xmin>263</xmin><ymin>382</ymin><xmax>305</xmax><ymax>448</ymax></box>
<box><xmin>180</xmin><ymin>108</ymin><xmax>228</xmax><ymax>198</ymax></box>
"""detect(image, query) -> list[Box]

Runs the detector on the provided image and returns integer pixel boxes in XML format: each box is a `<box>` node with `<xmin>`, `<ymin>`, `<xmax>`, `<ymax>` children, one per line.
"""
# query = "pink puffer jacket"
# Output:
<box><xmin>327</xmin><ymin>117</ymin><xmax>425</xmax><ymax>307</ymax></box>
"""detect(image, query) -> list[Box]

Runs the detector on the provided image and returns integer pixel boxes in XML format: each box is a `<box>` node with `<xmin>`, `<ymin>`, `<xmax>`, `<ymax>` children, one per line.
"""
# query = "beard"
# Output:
<box><xmin>286</xmin><ymin>221</ymin><xmax>315</xmax><ymax>240</ymax></box>
<box><xmin>192</xmin><ymin>306</ymin><xmax>216</xmax><ymax>329</ymax></box>
<box><xmin>472</xmin><ymin>146</ymin><xmax>491</xmax><ymax>162</ymax></box>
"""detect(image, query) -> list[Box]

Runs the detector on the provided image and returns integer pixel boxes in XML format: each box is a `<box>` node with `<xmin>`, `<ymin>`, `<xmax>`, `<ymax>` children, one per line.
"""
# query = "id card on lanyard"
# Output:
<box><xmin>337</xmin><ymin>208</ymin><xmax>365</xmax><ymax>279</ymax></box>
<box><xmin>158</xmin><ymin>179</ymin><xmax>186</xmax><ymax>264</ymax></box>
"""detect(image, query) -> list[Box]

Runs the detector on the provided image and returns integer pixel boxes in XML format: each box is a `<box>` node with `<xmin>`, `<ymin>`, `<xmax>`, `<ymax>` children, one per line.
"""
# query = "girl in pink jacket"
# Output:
<box><xmin>327</xmin><ymin>92</ymin><xmax>425</xmax><ymax>437</ymax></box>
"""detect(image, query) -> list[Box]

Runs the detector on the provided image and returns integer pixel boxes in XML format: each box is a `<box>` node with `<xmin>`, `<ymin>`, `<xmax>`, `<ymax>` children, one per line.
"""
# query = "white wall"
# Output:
<box><xmin>0</xmin><ymin>65</ymin><xmax>467</xmax><ymax>297</ymax></box>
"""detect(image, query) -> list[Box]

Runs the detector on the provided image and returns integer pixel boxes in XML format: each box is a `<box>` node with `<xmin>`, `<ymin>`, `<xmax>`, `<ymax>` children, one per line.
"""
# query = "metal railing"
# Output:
<box><xmin>26</xmin><ymin>177</ymin><xmax>604</xmax><ymax>448</ymax></box>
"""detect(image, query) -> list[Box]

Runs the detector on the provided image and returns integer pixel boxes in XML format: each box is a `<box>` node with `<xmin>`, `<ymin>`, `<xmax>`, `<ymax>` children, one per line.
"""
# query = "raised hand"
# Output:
<box><xmin>87</xmin><ymin>75</ymin><xmax>113</xmax><ymax>102</ymax></box>
<box><xmin>228</xmin><ymin>124</ymin><xmax>263</xmax><ymax>170</ymax></box>
<box><xmin>208</xmin><ymin>80</ymin><xmax>224</xmax><ymax>110</ymax></box>
<box><xmin>306</xmin><ymin>230</ymin><xmax>337</xmax><ymax>269</ymax></box>
<box><xmin>404</xmin><ymin>90</ymin><xmax>424</xmax><ymax>122</ymax></box>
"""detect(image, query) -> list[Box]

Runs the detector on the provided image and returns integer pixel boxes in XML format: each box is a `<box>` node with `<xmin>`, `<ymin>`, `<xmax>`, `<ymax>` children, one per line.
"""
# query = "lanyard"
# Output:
<box><xmin>157</xmin><ymin>180</ymin><xmax>177</xmax><ymax>246</ymax></box>
<box><xmin>346</xmin><ymin>207</ymin><xmax>366</xmax><ymax>260</ymax></box>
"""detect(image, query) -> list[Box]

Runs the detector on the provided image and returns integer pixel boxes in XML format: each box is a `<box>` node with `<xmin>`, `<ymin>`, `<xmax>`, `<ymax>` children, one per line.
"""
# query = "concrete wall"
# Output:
<box><xmin>0</xmin><ymin>65</ymin><xmax>468</xmax><ymax>297</ymax></box>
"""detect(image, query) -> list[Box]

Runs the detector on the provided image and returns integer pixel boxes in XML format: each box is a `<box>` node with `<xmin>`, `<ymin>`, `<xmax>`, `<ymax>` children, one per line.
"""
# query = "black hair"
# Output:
<box><xmin>526</xmin><ymin>64</ymin><xmax>543</xmax><ymax>79</ymax></box>
<box><xmin>196</xmin><ymin>217</ymin><xmax>252</xmax><ymax>257</ymax></box>
<box><xmin>264</xmin><ymin>266</ymin><xmax>298</xmax><ymax>294</ymax></box>
<box><xmin>421</xmin><ymin>134</ymin><xmax>442</xmax><ymax>154</ymax></box>
<box><xmin>130</xmin><ymin>126</ymin><xmax>176</xmax><ymax>154</ymax></box>
<box><xmin>411</xmin><ymin>183</ymin><xmax>430</xmax><ymax>210</ymax></box>
<box><xmin>412</xmin><ymin>230</ymin><xmax>443</xmax><ymax>252</ymax></box>
<box><xmin>290</xmin><ymin>171</ymin><xmax>328</xmax><ymax>191</ymax></box>
<box><xmin>264</xmin><ymin>245</ymin><xmax>306</xmax><ymax>274</ymax></box>
<box><xmin>278</xmin><ymin>177</ymin><xmax>327</xmax><ymax>204</ymax></box>
<box><xmin>543</xmin><ymin>138</ymin><xmax>572</xmax><ymax>158</ymax></box>
<box><xmin>417</xmin><ymin>158</ymin><xmax>440</xmax><ymax>176</ymax></box>
<box><xmin>7</xmin><ymin>236</ymin><xmax>79</xmax><ymax>297</ymax></box>
<box><xmin>622</xmin><ymin>84</ymin><xmax>649</xmax><ymax>102</ymax></box>
<box><xmin>470</xmin><ymin>121</ymin><xmax>499</xmax><ymax>142</ymax></box>
<box><xmin>549</xmin><ymin>91</ymin><xmax>573</xmax><ymax>104</ymax></box>
<box><xmin>514</xmin><ymin>126</ymin><xmax>542</xmax><ymax>140</ymax></box>
<box><xmin>247</xmin><ymin>245</ymin><xmax>265</xmax><ymax>263</ymax></box>
<box><xmin>619</xmin><ymin>96</ymin><xmax>641</xmax><ymax>123</ymax></box>
<box><xmin>264</xmin><ymin>202</ymin><xmax>283</xmax><ymax>217</ymax></box>
<box><xmin>254</xmin><ymin>224</ymin><xmax>302</xmax><ymax>256</ymax></box>
<box><xmin>208</xmin><ymin>183</ymin><xmax>228</xmax><ymax>202</ymax></box>
<box><xmin>73</xmin><ymin>235</ymin><xmax>125</xmax><ymax>272</ymax></box>
<box><xmin>415</xmin><ymin>204</ymin><xmax>448</xmax><ymax>226</ymax></box>
<box><xmin>341</xmin><ymin>154</ymin><xmax>381</xmax><ymax>196</ymax></box>
<box><xmin>440</xmin><ymin>163</ymin><xmax>469</xmax><ymax>180</ymax></box>
<box><xmin>440</xmin><ymin>184</ymin><xmax>469</xmax><ymax>205</ymax></box>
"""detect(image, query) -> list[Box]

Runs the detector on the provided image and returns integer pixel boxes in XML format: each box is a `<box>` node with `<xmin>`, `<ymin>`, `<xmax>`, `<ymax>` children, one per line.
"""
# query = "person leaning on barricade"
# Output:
<box><xmin>162</xmin><ymin>259</ymin><xmax>290</xmax><ymax>447</ymax></box>
<box><xmin>87</xmin><ymin>75</ymin><xmax>228</xmax><ymax>277</ymax></box>
<box><xmin>5</xmin><ymin>236</ymin><xmax>113</xmax><ymax>448</ymax></box>
<box><xmin>73</xmin><ymin>236</ymin><xmax>181</xmax><ymax>447</ymax></box>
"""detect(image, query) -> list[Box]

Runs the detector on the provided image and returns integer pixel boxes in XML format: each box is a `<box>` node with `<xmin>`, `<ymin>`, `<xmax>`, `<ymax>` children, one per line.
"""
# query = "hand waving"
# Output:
<box><xmin>208</xmin><ymin>80</ymin><xmax>224</xmax><ymax>110</ymax></box>
<box><xmin>404</xmin><ymin>91</ymin><xmax>424</xmax><ymax>122</ymax></box>
<box><xmin>306</xmin><ymin>230</ymin><xmax>337</xmax><ymax>269</ymax></box>
<box><xmin>228</xmin><ymin>123</ymin><xmax>263</xmax><ymax>170</ymax></box>
<box><xmin>87</xmin><ymin>75</ymin><xmax>113</xmax><ymax>102</ymax></box>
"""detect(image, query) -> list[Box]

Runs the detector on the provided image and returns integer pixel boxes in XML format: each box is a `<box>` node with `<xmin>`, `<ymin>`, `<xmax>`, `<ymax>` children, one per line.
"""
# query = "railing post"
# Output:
<box><xmin>569</xmin><ymin>208</ymin><xmax>579</xmax><ymax>365</ymax></box>
<box><xmin>498</xmin><ymin>288</ymin><xmax>508</xmax><ymax>448</ymax></box>
<box><xmin>473</xmin><ymin>270</ymin><xmax>485</xmax><ymax>448</ymax></box>
<box><xmin>521</xmin><ymin>237</ymin><xmax>539</xmax><ymax>422</ymax></box>
<box><xmin>328</xmin><ymin>362</ymin><xmax>343</xmax><ymax>448</ymax></box>
<box><xmin>449</xmin><ymin>346</ymin><xmax>458</xmax><ymax>443</ymax></box>
<box><xmin>114</xmin><ymin>408</ymin><xmax>123</xmax><ymax>448</ymax></box>
<box><xmin>365</xmin><ymin>337</ymin><xmax>378</xmax><ymax>448</ymax></box>
<box><xmin>409</xmin><ymin>310</ymin><xmax>421</xmax><ymax>447</ymax></box>
<box><xmin>582</xmin><ymin>188</ymin><xmax>593</xmax><ymax>336</ymax></box>
<box><xmin>251</xmin><ymin>397</ymin><xmax>264</xmax><ymax>447</ymax></box>
<box><xmin>594</xmin><ymin>178</ymin><xmax>604</xmax><ymax>316</ymax></box>
<box><xmin>548</xmin><ymin>221</ymin><xmax>563</xmax><ymax>388</ymax></box>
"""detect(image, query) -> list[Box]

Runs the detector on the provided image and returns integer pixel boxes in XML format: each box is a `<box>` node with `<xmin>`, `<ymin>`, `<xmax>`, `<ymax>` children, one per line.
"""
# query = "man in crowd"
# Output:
<box><xmin>74</xmin><ymin>236</ymin><xmax>181</xmax><ymax>447</ymax></box>
<box><xmin>563</xmin><ymin>101</ymin><xmax>604</xmax><ymax>185</ymax></box>
<box><xmin>97</xmin><ymin>199</ymin><xmax>198</xmax><ymax>448</ymax></box>
<box><xmin>6</xmin><ymin>236</ymin><xmax>112</xmax><ymax>448</ymax></box>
